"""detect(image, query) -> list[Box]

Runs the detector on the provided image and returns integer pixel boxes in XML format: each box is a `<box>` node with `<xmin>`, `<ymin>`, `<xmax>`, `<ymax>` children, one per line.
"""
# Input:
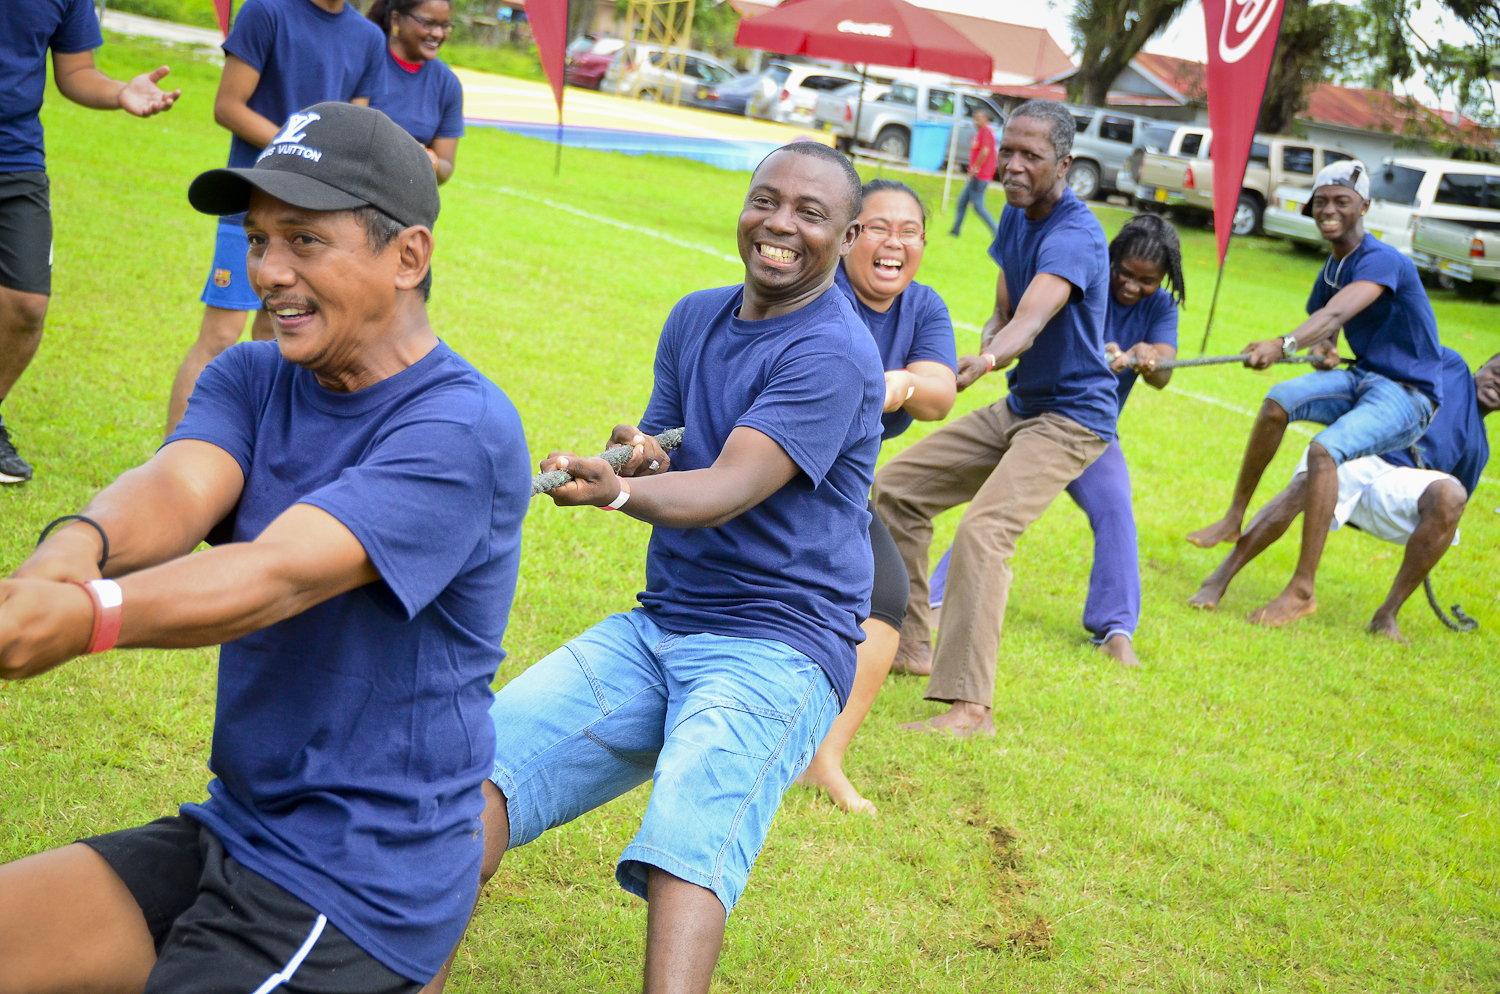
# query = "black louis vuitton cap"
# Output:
<box><xmin>188</xmin><ymin>102</ymin><xmax>439</xmax><ymax>229</ymax></box>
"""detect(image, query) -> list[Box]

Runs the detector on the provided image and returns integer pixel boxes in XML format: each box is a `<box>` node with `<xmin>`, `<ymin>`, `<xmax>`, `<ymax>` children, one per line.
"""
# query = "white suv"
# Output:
<box><xmin>1363</xmin><ymin>156</ymin><xmax>1500</xmax><ymax>260</ymax></box>
<box><xmin>748</xmin><ymin>63</ymin><xmax>862</xmax><ymax>126</ymax></box>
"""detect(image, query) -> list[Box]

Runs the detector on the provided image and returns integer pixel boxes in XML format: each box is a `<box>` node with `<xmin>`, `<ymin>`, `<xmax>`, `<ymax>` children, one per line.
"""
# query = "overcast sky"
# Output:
<box><xmin>903</xmin><ymin>0</ymin><xmax>1485</xmax><ymax>112</ymax></box>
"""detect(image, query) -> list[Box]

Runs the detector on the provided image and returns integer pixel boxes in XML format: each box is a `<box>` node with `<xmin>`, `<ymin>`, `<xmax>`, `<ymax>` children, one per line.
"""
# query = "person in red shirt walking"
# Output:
<box><xmin>949</xmin><ymin>108</ymin><xmax>997</xmax><ymax>237</ymax></box>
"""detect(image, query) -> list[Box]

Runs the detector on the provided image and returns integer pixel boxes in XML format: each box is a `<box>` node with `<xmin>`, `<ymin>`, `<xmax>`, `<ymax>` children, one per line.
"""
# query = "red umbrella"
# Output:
<box><xmin>735</xmin><ymin>0</ymin><xmax>993</xmax><ymax>83</ymax></box>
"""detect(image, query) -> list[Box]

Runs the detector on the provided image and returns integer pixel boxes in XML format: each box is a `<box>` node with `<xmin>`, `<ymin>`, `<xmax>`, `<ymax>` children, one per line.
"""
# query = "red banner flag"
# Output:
<box><xmin>213</xmin><ymin>0</ymin><xmax>233</xmax><ymax>37</ymax></box>
<box><xmin>526</xmin><ymin>0</ymin><xmax>568</xmax><ymax>121</ymax></box>
<box><xmin>1204</xmin><ymin>0</ymin><xmax>1285</xmax><ymax>266</ymax></box>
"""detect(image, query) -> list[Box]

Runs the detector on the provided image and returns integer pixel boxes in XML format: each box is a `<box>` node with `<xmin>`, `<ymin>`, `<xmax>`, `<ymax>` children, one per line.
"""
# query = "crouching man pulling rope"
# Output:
<box><xmin>1185</xmin><ymin>160</ymin><xmax>1447</xmax><ymax>628</ymax></box>
<box><xmin>1190</xmin><ymin>347</ymin><xmax>1496</xmax><ymax>641</ymax></box>
<box><xmin>451</xmin><ymin>142</ymin><xmax>885</xmax><ymax>994</ymax></box>
<box><xmin>0</xmin><ymin>105</ymin><xmax>531</xmax><ymax>993</ymax></box>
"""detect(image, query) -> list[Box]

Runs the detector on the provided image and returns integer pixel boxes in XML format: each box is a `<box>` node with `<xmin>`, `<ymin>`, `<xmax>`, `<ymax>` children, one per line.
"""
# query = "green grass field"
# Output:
<box><xmin>4</xmin><ymin>36</ymin><xmax>1499</xmax><ymax>992</ymax></box>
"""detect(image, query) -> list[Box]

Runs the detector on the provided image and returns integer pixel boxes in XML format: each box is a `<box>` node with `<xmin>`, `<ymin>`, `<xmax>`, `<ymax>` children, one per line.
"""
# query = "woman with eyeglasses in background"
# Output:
<box><xmin>796</xmin><ymin>178</ymin><xmax>958</xmax><ymax>816</ymax></box>
<box><xmin>367</xmin><ymin>0</ymin><xmax>463</xmax><ymax>184</ymax></box>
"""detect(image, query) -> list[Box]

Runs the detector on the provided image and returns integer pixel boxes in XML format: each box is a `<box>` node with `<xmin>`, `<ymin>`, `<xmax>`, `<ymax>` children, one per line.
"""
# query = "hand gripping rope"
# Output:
<box><xmin>532</xmin><ymin>428</ymin><xmax>685</xmax><ymax>496</ymax></box>
<box><xmin>1116</xmin><ymin>353</ymin><xmax>1355</xmax><ymax>371</ymax></box>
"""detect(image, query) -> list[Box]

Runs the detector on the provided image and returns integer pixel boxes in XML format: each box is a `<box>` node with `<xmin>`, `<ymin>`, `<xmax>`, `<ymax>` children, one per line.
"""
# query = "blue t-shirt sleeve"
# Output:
<box><xmin>639</xmin><ymin>310</ymin><xmax>685</xmax><ymax>435</ymax></box>
<box><xmin>437</xmin><ymin>67</ymin><xmax>465</xmax><ymax>138</ymax></box>
<box><xmin>300</xmin><ymin>420</ymin><xmax>495</xmax><ymax>620</ymax></box>
<box><xmin>1146</xmin><ymin>295</ymin><xmax>1179</xmax><ymax>348</ymax></box>
<box><xmin>736</xmin><ymin>352</ymin><xmax>867</xmax><ymax>488</ymax></box>
<box><xmin>906</xmin><ymin>288</ymin><xmax>958</xmax><ymax>370</ymax></box>
<box><xmin>53</xmin><ymin>0</ymin><xmax>104</xmax><ymax>54</ymax></box>
<box><xmin>222</xmin><ymin>0</ymin><xmax>276</xmax><ymax>71</ymax></box>
<box><xmin>1351</xmin><ymin>244</ymin><xmax>1403</xmax><ymax>293</ymax></box>
<box><xmin>1034</xmin><ymin>217</ymin><xmax>1098</xmax><ymax>300</ymax></box>
<box><xmin>163</xmin><ymin>345</ymin><xmax>263</xmax><ymax>477</ymax></box>
<box><xmin>352</xmin><ymin>27</ymin><xmax>386</xmax><ymax>100</ymax></box>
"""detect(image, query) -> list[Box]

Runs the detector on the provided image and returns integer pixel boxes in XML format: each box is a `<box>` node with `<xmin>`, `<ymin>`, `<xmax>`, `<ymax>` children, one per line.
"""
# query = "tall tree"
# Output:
<box><xmin>1257</xmin><ymin>0</ymin><xmax>1346</xmax><ymax>133</ymax></box>
<box><xmin>1068</xmin><ymin>0</ymin><xmax>1190</xmax><ymax>106</ymax></box>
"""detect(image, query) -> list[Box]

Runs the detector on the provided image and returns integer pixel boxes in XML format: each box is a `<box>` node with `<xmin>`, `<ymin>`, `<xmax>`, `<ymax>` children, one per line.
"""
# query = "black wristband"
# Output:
<box><xmin>36</xmin><ymin>515</ymin><xmax>109</xmax><ymax>572</ymax></box>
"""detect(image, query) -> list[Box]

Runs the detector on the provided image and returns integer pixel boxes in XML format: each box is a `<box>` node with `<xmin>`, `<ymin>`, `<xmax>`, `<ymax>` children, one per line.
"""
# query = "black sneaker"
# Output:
<box><xmin>0</xmin><ymin>417</ymin><xmax>34</xmax><ymax>484</ymax></box>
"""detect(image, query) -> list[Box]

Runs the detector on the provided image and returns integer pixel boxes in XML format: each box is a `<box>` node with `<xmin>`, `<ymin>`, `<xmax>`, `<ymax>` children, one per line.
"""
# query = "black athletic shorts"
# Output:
<box><xmin>868</xmin><ymin>499</ymin><xmax>909</xmax><ymax>632</ymax></box>
<box><xmin>81</xmin><ymin>815</ymin><xmax>421</xmax><ymax>994</ymax></box>
<box><xmin>0</xmin><ymin>171</ymin><xmax>52</xmax><ymax>296</ymax></box>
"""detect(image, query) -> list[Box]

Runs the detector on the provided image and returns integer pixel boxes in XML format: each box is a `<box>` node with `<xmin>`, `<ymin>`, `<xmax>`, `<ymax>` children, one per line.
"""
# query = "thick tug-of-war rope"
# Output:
<box><xmin>532</xmin><ymin>427</ymin><xmax>685</xmax><ymax>495</ymax></box>
<box><xmin>1117</xmin><ymin>353</ymin><xmax>1355</xmax><ymax>371</ymax></box>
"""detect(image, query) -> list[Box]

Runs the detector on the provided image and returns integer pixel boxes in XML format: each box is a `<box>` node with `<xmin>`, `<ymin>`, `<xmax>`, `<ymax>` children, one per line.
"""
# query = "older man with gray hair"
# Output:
<box><xmin>876</xmin><ymin>99</ymin><xmax>1118</xmax><ymax>736</ymax></box>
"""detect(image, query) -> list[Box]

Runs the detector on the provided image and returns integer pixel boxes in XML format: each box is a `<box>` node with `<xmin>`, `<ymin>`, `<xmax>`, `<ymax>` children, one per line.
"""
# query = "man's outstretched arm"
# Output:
<box><xmin>0</xmin><ymin>502</ymin><xmax>378</xmax><ymax>680</ymax></box>
<box><xmin>1242</xmin><ymin>280</ymin><xmax>1384</xmax><ymax>369</ymax></box>
<box><xmin>14</xmin><ymin>440</ymin><xmax>247</xmax><ymax>583</ymax></box>
<box><xmin>956</xmin><ymin>273</ymin><xmax>1074</xmax><ymax>390</ymax></box>
<box><xmin>52</xmin><ymin>50</ymin><xmax>179</xmax><ymax>116</ymax></box>
<box><xmin>541</xmin><ymin>426</ymin><xmax>799</xmax><ymax>530</ymax></box>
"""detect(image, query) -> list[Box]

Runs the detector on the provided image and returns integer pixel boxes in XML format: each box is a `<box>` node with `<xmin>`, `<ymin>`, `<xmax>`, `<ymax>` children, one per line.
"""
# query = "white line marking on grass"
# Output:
<box><xmin>494</xmin><ymin>186</ymin><xmax>741</xmax><ymax>265</ymax></box>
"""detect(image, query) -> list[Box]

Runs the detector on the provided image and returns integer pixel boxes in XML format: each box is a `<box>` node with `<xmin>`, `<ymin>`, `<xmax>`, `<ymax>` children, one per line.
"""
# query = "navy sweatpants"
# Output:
<box><xmin>928</xmin><ymin>438</ymin><xmax>1139</xmax><ymax>641</ymax></box>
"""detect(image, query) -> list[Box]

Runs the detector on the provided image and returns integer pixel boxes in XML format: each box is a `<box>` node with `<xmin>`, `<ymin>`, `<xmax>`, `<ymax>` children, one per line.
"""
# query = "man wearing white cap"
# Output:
<box><xmin>1185</xmin><ymin>159</ymin><xmax>1445</xmax><ymax>627</ymax></box>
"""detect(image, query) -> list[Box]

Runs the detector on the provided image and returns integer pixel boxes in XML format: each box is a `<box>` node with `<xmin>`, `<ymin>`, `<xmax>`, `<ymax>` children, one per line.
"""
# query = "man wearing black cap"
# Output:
<box><xmin>0</xmin><ymin>103</ymin><xmax>530</xmax><ymax>993</ymax></box>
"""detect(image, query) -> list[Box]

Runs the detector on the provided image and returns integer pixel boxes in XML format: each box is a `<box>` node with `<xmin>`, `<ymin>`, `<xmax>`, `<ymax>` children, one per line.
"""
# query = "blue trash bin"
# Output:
<box><xmin>909</xmin><ymin>120</ymin><xmax>952</xmax><ymax>172</ymax></box>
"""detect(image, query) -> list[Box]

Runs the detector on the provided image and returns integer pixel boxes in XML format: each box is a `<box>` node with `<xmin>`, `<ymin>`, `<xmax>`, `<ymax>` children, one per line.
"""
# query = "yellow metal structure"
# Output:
<box><xmin>620</xmin><ymin>0</ymin><xmax>696</xmax><ymax>106</ymax></box>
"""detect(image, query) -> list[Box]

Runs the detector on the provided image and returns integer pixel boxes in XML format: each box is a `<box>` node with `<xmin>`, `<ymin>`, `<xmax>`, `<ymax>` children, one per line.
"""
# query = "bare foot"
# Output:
<box><xmin>1097</xmin><ymin>633</ymin><xmax>1139</xmax><ymax>668</ymax></box>
<box><xmin>891</xmin><ymin>638</ymin><xmax>932</xmax><ymax>676</ymax></box>
<box><xmin>899</xmin><ymin>702</ymin><xmax>993</xmax><ymax>737</ymax></box>
<box><xmin>1187</xmin><ymin>576</ymin><xmax>1227</xmax><ymax>610</ymax></box>
<box><xmin>1247</xmin><ymin>589</ymin><xmax>1317</xmax><ymax>627</ymax></box>
<box><xmin>1186</xmin><ymin>518</ymin><xmax>1242</xmax><ymax>548</ymax></box>
<box><xmin>796</xmin><ymin>757</ymin><xmax>878</xmax><ymax>816</ymax></box>
<box><xmin>1366</xmin><ymin>611</ymin><xmax>1408</xmax><ymax>644</ymax></box>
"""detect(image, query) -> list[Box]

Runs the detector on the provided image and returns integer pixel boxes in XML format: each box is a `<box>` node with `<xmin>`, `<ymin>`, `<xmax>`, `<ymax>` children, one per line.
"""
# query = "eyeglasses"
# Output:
<box><xmin>404</xmin><ymin>12</ymin><xmax>454</xmax><ymax>33</ymax></box>
<box><xmin>862</xmin><ymin>224</ymin><xmax>925</xmax><ymax>245</ymax></box>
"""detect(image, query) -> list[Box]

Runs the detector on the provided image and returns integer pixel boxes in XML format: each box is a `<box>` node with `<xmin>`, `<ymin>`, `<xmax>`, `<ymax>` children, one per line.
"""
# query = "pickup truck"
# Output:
<box><xmin>1130</xmin><ymin>126</ymin><xmax>1353</xmax><ymax>235</ymax></box>
<box><xmin>814</xmin><ymin>75</ymin><xmax>1005</xmax><ymax>163</ymax></box>
<box><xmin>1411</xmin><ymin>216</ymin><xmax>1500</xmax><ymax>300</ymax></box>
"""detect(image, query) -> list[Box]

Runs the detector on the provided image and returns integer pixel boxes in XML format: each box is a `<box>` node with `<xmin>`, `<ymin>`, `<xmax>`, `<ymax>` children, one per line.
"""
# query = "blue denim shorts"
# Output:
<box><xmin>199</xmin><ymin>216</ymin><xmax>262</xmax><ymax>310</ymax></box>
<box><xmin>1266</xmin><ymin>368</ymin><xmax>1435</xmax><ymax>466</ymax></box>
<box><xmin>489</xmin><ymin>610</ymin><xmax>840</xmax><ymax>918</ymax></box>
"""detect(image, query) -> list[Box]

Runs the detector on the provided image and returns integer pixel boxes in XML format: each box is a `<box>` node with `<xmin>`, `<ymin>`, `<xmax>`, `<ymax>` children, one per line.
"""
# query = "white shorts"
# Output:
<box><xmin>1292</xmin><ymin>449</ymin><xmax>1460</xmax><ymax>546</ymax></box>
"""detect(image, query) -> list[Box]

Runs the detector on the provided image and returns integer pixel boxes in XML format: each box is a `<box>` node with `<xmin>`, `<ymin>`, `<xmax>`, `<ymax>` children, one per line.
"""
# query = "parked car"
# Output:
<box><xmin>602</xmin><ymin>43</ymin><xmax>736</xmax><ymax>102</ymax></box>
<box><xmin>746</xmin><ymin>62</ymin><xmax>861</xmax><ymax>126</ymax></box>
<box><xmin>683</xmin><ymin>70</ymin><xmax>777</xmax><ymax>116</ymax></box>
<box><xmin>1262</xmin><ymin>184</ymin><xmax>1323</xmax><ymax>249</ymax></box>
<box><xmin>565</xmin><ymin>36</ymin><xmax>626</xmax><ymax>90</ymax></box>
<box><xmin>1361</xmin><ymin>156</ymin><xmax>1500</xmax><ymax>260</ymax></box>
<box><xmin>1131</xmin><ymin>126</ymin><xmax>1352</xmax><ymax>235</ymax></box>
<box><xmin>1062</xmin><ymin>106</ymin><xmax>1157</xmax><ymax>200</ymax></box>
<box><xmin>1412</xmin><ymin>215</ymin><xmax>1500</xmax><ymax>299</ymax></box>
<box><xmin>814</xmin><ymin>75</ymin><xmax>1005</xmax><ymax>163</ymax></box>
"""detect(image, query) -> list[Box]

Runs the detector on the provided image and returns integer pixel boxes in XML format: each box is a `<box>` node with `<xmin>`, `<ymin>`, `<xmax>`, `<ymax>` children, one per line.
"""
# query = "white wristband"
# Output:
<box><xmin>601</xmin><ymin>477</ymin><xmax>631</xmax><ymax>511</ymax></box>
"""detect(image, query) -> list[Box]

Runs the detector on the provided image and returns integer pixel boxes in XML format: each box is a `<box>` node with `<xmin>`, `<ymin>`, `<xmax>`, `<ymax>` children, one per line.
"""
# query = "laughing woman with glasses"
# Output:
<box><xmin>796</xmin><ymin>178</ymin><xmax>958</xmax><ymax>816</ymax></box>
<box><xmin>367</xmin><ymin>0</ymin><xmax>463</xmax><ymax>184</ymax></box>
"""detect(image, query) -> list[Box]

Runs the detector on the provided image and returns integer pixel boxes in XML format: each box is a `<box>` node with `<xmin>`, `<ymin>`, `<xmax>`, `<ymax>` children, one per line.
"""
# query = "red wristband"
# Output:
<box><xmin>71</xmin><ymin>579</ymin><xmax>123</xmax><ymax>654</ymax></box>
<box><xmin>981</xmin><ymin>352</ymin><xmax>997</xmax><ymax>371</ymax></box>
<box><xmin>599</xmin><ymin>476</ymin><xmax>630</xmax><ymax>511</ymax></box>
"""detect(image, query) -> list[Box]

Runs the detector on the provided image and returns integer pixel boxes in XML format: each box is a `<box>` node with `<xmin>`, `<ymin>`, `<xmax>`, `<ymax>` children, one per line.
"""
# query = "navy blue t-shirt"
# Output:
<box><xmin>223</xmin><ymin>0</ymin><xmax>386</xmax><ymax>168</ymax></box>
<box><xmin>834</xmin><ymin>265</ymin><xmax>958</xmax><ymax>440</ymax></box>
<box><xmin>1380</xmin><ymin>346</ymin><xmax>1489</xmax><ymax>495</ymax></box>
<box><xmin>166</xmin><ymin>341</ymin><xmax>530</xmax><ymax>983</ymax></box>
<box><xmin>1108</xmin><ymin>289</ymin><xmax>1178</xmax><ymax>411</ymax></box>
<box><xmin>636</xmin><ymin>284</ymin><xmax>885</xmax><ymax>704</ymax></box>
<box><xmin>371</xmin><ymin>50</ymin><xmax>464</xmax><ymax>146</ymax></box>
<box><xmin>989</xmin><ymin>188</ymin><xmax>1117</xmax><ymax>441</ymax></box>
<box><xmin>0</xmin><ymin>0</ymin><xmax>102</xmax><ymax>172</ymax></box>
<box><xmin>1307</xmin><ymin>233</ymin><xmax>1444</xmax><ymax>406</ymax></box>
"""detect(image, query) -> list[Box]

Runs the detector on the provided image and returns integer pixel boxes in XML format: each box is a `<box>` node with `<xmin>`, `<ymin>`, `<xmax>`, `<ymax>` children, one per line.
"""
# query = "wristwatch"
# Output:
<box><xmin>1281</xmin><ymin>334</ymin><xmax>1298</xmax><ymax>358</ymax></box>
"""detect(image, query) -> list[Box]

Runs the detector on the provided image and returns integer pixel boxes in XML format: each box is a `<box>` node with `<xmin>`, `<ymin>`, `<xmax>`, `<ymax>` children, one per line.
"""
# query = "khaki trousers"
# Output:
<box><xmin>873</xmin><ymin>400</ymin><xmax>1107</xmax><ymax>708</ymax></box>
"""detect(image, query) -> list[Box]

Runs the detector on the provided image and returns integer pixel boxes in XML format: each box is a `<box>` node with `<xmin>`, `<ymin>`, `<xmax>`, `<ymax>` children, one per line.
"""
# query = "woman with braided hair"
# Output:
<box><xmin>928</xmin><ymin>213</ymin><xmax>1184</xmax><ymax>667</ymax></box>
<box><xmin>367</xmin><ymin>0</ymin><xmax>464</xmax><ymax>184</ymax></box>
